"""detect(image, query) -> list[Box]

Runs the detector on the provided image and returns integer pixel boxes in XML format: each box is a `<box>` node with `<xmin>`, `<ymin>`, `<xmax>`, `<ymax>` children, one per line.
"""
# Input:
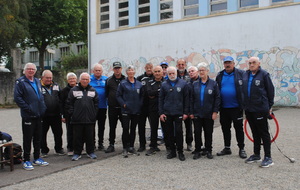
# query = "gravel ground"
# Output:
<box><xmin>0</xmin><ymin>107</ymin><xmax>299</xmax><ymax>190</ymax></box>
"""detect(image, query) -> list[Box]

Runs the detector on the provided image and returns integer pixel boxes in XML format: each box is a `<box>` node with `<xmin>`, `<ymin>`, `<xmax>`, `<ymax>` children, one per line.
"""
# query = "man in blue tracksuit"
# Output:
<box><xmin>14</xmin><ymin>63</ymin><xmax>48</xmax><ymax>170</ymax></box>
<box><xmin>243</xmin><ymin>57</ymin><xmax>275</xmax><ymax>168</ymax></box>
<box><xmin>216</xmin><ymin>56</ymin><xmax>247</xmax><ymax>159</ymax></box>
<box><xmin>90</xmin><ymin>64</ymin><xmax>108</xmax><ymax>151</ymax></box>
<box><xmin>159</xmin><ymin>66</ymin><xmax>189</xmax><ymax>161</ymax></box>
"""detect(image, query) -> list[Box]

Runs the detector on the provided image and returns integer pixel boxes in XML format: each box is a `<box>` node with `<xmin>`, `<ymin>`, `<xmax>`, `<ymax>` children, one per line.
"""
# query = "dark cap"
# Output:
<box><xmin>113</xmin><ymin>62</ymin><xmax>122</xmax><ymax>68</ymax></box>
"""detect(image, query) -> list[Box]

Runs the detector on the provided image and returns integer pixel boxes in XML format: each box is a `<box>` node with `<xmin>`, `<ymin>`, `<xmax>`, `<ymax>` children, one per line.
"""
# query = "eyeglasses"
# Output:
<box><xmin>161</xmin><ymin>66</ymin><xmax>168</xmax><ymax>69</ymax></box>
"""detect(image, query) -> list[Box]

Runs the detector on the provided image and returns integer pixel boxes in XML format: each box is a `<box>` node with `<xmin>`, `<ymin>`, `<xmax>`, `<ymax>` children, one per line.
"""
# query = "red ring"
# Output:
<box><xmin>244</xmin><ymin>114</ymin><xmax>279</xmax><ymax>143</ymax></box>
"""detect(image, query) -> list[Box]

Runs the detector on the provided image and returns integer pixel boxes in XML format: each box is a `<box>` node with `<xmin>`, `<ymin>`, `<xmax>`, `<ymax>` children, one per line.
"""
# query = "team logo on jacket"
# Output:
<box><xmin>142</xmin><ymin>81</ymin><xmax>146</xmax><ymax>85</ymax></box>
<box><xmin>208</xmin><ymin>89</ymin><xmax>213</xmax><ymax>94</ymax></box>
<box><xmin>255</xmin><ymin>80</ymin><xmax>260</xmax><ymax>86</ymax></box>
<box><xmin>53</xmin><ymin>85</ymin><xmax>59</xmax><ymax>91</ymax></box>
<box><xmin>137</xmin><ymin>89</ymin><xmax>140</xmax><ymax>94</ymax></box>
<box><xmin>87</xmin><ymin>91</ymin><xmax>95</xmax><ymax>97</ymax></box>
<box><xmin>177</xmin><ymin>87</ymin><xmax>181</xmax><ymax>92</ymax></box>
<box><xmin>238</xmin><ymin>80</ymin><xmax>243</xmax><ymax>85</ymax></box>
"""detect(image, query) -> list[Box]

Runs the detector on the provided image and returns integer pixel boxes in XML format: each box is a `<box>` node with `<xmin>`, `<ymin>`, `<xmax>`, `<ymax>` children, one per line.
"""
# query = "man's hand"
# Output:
<box><xmin>160</xmin><ymin>114</ymin><xmax>167</xmax><ymax>122</ymax></box>
<box><xmin>190</xmin><ymin>114</ymin><xmax>194</xmax><ymax>119</ymax></box>
<box><xmin>183</xmin><ymin>114</ymin><xmax>188</xmax><ymax>121</ymax></box>
<box><xmin>212</xmin><ymin>112</ymin><xmax>218</xmax><ymax>120</ymax></box>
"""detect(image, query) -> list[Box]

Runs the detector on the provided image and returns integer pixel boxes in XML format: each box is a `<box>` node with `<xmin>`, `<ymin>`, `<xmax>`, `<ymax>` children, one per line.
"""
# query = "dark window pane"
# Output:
<box><xmin>101</xmin><ymin>14</ymin><xmax>109</xmax><ymax>20</ymax></box>
<box><xmin>139</xmin><ymin>0</ymin><xmax>150</xmax><ymax>5</ymax></box>
<box><xmin>119</xmin><ymin>2</ymin><xmax>128</xmax><ymax>9</ymax></box>
<box><xmin>119</xmin><ymin>10</ymin><xmax>128</xmax><ymax>17</ymax></box>
<box><xmin>211</xmin><ymin>2</ymin><xmax>227</xmax><ymax>12</ymax></box>
<box><xmin>139</xmin><ymin>6</ymin><xmax>150</xmax><ymax>14</ymax></box>
<box><xmin>101</xmin><ymin>0</ymin><xmax>109</xmax><ymax>4</ymax></box>
<box><xmin>184</xmin><ymin>7</ymin><xmax>198</xmax><ymax>16</ymax></box>
<box><xmin>101</xmin><ymin>6</ymin><xmax>109</xmax><ymax>12</ymax></box>
<box><xmin>139</xmin><ymin>16</ymin><xmax>150</xmax><ymax>23</ymax></box>
<box><xmin>119</xmin><ymin>19</ymin><xmax>129</xmax><ymax>26</ymax></box>
<box><xmin>184</xmin><ymin>0</ymin><xmax>198</xmax><ymax>6</ymax></box>
<box><xmin>101</xmin><ymin>23</ymin><xmax>109</xmax><ymax>29</ymax></box>
<box><xmin>160</xmin><ymin>12</ymin><xmax>173</xmax><ymax>20</ymax></box>
<box><xmin>240</xmin><ymin>0</ymin><xmax>258</xmax><ymax>7</ymax></box>
<box><xmin>272</xmin><ymin>0</ymin><xmax>286</xmax><ymax>2</ymax></box>
<box><xmin>160</xmin><ymin>2</ymin><xmax>173</xmax><ymax>10</ymax></box>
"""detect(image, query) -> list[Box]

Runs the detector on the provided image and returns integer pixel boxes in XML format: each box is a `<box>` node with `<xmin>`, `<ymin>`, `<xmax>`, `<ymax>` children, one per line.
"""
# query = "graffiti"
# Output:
<box><xmin>97</xmin><ymin>46</ymin><xmax>300</xmax><ymax>106</ymax></box>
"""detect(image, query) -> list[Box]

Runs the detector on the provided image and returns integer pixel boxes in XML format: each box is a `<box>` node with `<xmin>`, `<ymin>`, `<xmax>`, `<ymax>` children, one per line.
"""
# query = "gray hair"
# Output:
<box><xmin>23</xmin><ymin>63</ymin><xmax>37</xmax><ymax>74</ymax></box>
<box><xmin>66</xmin><ymin>72</ymin><xmax>77</xmax><ymax>80</ymax></box>
<box><xmin>187</xmin><ymin>66</ymin><xmax>198</xmax><ymax>72</ymax></box>
<box><xmin>166</xmin><ymin>66</ymin><xmax>177</xmax><ymax>73</ymax></box>
<box><xmin>42</xmin><ymin>70</ymin><xmax>52</xmax><ymax>77</ymax></box>
<box><xmin>126</xmin><ymin>65</ymin><xmax>135</xmax><ymax>72</ymax></box>
<box><xmin>92</xmin><ymin>63</ymin><xmax>103</xmax><ymax>71</ymax></box>
<box><xmin>197</xmin><ymin>62</ymin><xmax>209</xmax><ymax>71</ymax></box>
<box><xmin>79</xmin><ymin>72</ymin><xmax>90</xmax><ymax>80</ymax></box>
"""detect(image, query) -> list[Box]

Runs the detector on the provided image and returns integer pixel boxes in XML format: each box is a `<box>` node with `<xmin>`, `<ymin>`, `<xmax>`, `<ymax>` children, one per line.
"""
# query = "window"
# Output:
<box><xmin>210</xmin><ymin>0</ymin><xmax>227</xmax><ymax>13</ymax></box>
<box><xmin>160</xmin><ymin>0</ymin><xmax>173</xmax><ymax>21</ymax></box>
<box><xmin>272</xmin><ymin>0</ymin><xmax>292</xmax><ymax>3</ymax></box>
<box><xmin>29</xmin><ymin>51</ymin><xmax>38</xmax><ymax>62</ymax></box>
<box><xmin>100</xmin><ymin>0</ymin><xmax>109</xmax><ymax>30</ymax></box>
<box><xmin>240</xmin><ymin>0</ymin><xmax>258</xmax><ymax>8</ymax></box>
<box><xmin>184</xmin><ymin>0</ymin><xmax>199</xmax><ymax>17</ymax></box>
<box><xmin>119</xmin><ymin>0</ymin><xmax>129</xmax><ymax>27</ymax></box>
<box><xmin>60</xmin><ymin>47</ymin><xmax>70</xmax><ymax>57</ymax></box>
<box><xmin>77</xmin><ymin>44</ymin><xmax>85</xmax><ymax>53</ymax></box>
<box><xmin>138</xmin><ymin>0</ymin><xmax>150</xmax><ymax>24</ymax></box>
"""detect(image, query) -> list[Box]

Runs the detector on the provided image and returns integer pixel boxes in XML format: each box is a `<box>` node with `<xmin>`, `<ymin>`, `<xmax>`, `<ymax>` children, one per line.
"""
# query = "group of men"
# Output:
<box><xmin>14</xmin><ymin>55</ymin><xmax>275</xmax><ymax>170</ymax></box>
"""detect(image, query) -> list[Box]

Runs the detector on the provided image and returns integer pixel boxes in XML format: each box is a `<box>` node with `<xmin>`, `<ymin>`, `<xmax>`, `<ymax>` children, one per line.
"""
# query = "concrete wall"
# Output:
<box><xmin>0</xmin><ymin>73</ymin><xmax>15</xmax><ymax>104</ymax></box>
<box><xmin>90</xmin><ymin>4</ymin><xmax>300</xmax><ymax>106</ymax></box>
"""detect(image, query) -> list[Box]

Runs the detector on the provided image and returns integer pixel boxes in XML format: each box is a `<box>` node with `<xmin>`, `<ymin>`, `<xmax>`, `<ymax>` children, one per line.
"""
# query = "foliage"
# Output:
<box><xmin>60</xmin><ymin>47</ymin><xmax>88</xmax><ymax>71</ymax></box>
<box><xmin>22</xmin><ymin>0</ymin><xmax>87</xmax><ymax>71</ymax></box>
<box><xmin>0</xmin><ymin>0</ymin><xmax>32</xmax><ymax>58</ymax></box>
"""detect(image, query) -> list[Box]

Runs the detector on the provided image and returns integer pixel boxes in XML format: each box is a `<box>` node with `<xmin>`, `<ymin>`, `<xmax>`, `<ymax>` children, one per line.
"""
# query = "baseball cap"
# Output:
<box><xmin>223</xmin><ymin>56</ymin><xmax>234</xmax><ymax>62</ymax></box>
<box><xmin>160</xmin><ymin>62</ymin><xmax>168</xmax><ymax>66</ymax></box>
<box><xmin>113</xmin><ymin>62</ymin><xmax>122</xmax><ymax>68</ymax></box>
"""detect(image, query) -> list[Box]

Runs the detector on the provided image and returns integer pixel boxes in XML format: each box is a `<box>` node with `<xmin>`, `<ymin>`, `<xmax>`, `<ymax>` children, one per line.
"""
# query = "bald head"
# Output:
<box><xmin>153</xmin><ymin>66</ymin><xmax>163</xmax><ymax>81</ymax></box>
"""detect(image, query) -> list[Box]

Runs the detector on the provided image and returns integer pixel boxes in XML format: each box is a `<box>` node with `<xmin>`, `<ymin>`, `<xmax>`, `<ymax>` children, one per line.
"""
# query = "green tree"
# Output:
<box><xmin>23</xmin><ymin>0</ymin><xmax>87</xmax><ymax>71</ymax></box>
<box><xmin>0</xmin><ymin>0</ymin><xmax>31</xmax><ymax>61</ymax></box>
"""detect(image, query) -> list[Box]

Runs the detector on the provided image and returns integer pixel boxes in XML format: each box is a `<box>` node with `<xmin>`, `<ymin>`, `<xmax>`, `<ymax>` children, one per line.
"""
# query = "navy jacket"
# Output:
<box><xmin>159</xmin><ymin>78</ymin><xmax>189</xmax><ymax>116</ymax></box>
<box><xmin>14</xmin><ymin>76</ymin><xmax>46</xmax><ymax>119</ymax></box>
<box><xmin>242</xmin><ymin>67</ymin><xmax>274</xmax><ymax>113</ymax></box>
<box><xmin>41</xmin><ymin>81</ymin><xmax>61</xmax><ymax>117</ymax></box>
<box><xmin>116</xmin><ymin>78</ymin><xmax>144</xmax><ymax>115</ymax></box>
<box><xmin>216</xmin><ymin>68</ymin><xmax>244</xmax><ymax>109</ymax></box>
<box><xmin>190</xmin><ymin>78</ymin><xmax>220</xmax><ymax>119</ymax></box>
<box><xmin>68</xmin><ymin>83</ymin><xmax>99</xmax><ymax>124</ymax></box>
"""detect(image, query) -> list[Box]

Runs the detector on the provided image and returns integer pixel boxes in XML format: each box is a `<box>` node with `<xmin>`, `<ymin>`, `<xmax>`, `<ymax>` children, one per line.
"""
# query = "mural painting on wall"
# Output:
<box><xmin>97</xmin><ymin>46</ymin><xmax>300</xmax><ymax>106</ymax></box>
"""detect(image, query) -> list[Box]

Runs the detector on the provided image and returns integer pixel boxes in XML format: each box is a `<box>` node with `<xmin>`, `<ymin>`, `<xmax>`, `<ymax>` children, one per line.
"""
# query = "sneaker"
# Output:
<box><xmin>137</xmin><ymin>146</ymin><xmax>146</xmax><ymax>152</ymax></box>
<box><xmin>105</xmin><ymin>145</ymin><xmax>115</xmax><ymax>153</ymax></box>
<box><xmin>193</xmin><ymin>152</ymin><xmax>201</xmax><ymax>160</ymax></box>
<box><xmin>122</xmin><ymin>149</ymin><xmax>128</xmax><ymax>158</ymax></box>
<box><xmin>245</xmin><ymin>155</ymin><xmax>261</xmax><ymax>163</ymax></box>
<box><xmin>207</xmin><ymin>152</ymin><xmax>213</xmax><ymax>159</ymax></box>
<box><xmin>178</xmin><ymin>153</ymin><xmax>186</xmax><ymax>161</ymax></box>
<box><xmin>186</xmin><ymin>144</ymin><xmax>192</xmax><ymax>151</ymax></box>
<box><xmin>154</xmin><ymin>147</ymin><xmax>161</xmax><ymax>152</ymax></box>
<box><xmin>260</xmin><ymin>157</ymin><xmax>274</xmax><ymax>168</ymax></box>
<box><xmin>67</xmin><ymin>151</ymin><xmax>74</xmax><ymax>156</ymax></box>
<box><xmin>217</xmin><ymin>148</ymin><xmax>232</xmax><ymax>156</ymax></box>
<box><xmin>146</xmin><ymin>148</ymin><xmax>156</xmax><ymax>156</ymax></box>
<box><xmin>41</xmin><ymin>153</ymin><xmax>48</xmax><ymax>158</ymax></box>
<box><xmin>87</xmin><ymin>153</ymin><xmax>97</xmax><ymax>159</ymax></box>
<box><xmin>56</xmin><ymin>149</ymin><xmax>66</xmax><ymax>156</ymax></box>
<box><xmin>98</xmin><ymin>144</ymin><xmax>104</xmax><ymax>151</ymax></box>
<box><xmin>33</xmin><ymin>158</ymin><xmax>49</xmax><ymax>166</ymax></box>
<box><xmin>23</xmin><ymin>161</ymin><xmax>34</xmax><ymax>170</ymax></box>
<box><xmin>72</xmin><ymin>154</ymin><xmax>81</xmax><ymax>161</ymax></box>
<box><xmin>167</xmin><ymin>152</ymin><xmax>177</xmax><ymax>159</ymax></box>
<box><xmin>128</xmin><ymin>147</ymin><xmax>140</xmax><ymax>155</ymax></box>
<box><xmin>239</xmin><ymin>149</ymin><xmax>247</xmax><ymax>159</ymax></box>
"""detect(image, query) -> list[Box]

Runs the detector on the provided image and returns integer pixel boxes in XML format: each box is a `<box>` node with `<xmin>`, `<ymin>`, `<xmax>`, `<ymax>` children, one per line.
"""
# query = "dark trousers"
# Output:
<box><xmin>165</xmin><ymin>115</ymin><xmax>183</xmax><ymax>153</ymax></box>
<box><xmin>148</xmin><ymin>111</ymin><xmax>160</xmax><ymax>148</ymax></box>
<box><xmin>22</xmin><ymin>118</ymin><xmax>42</xmax><ymax>161</ymax></box>
<box><xmin>193</xmin><ymin>117</ymin><xmax>214</xmax><ymax>152</ymax></box>
<box><xmin>184</xmin><ymin>118</ymin><xmax>193</xmax><ymax>145</ymax></box>
<box><xmin>96</xmin><ymin>108</ymin><xmax>107</xmax><ymax>146</ymax></box>
<box><xmin>41</xmin><ymin>115</ymin><xmax>63</xmax><ymax>153</ymax></box>
<box><xmin>108</xmin><ymin>107</ymin><xmax>122</xmax><ymax>145</ymax></box>
<box><xmin>220</xmin><ymin>108</ymin><xmax>245</xmax><ymax>149</ymax></box>
<box><xmin>73</xmin><ymin>124</ymin><xmax>95</xmax><ymax>155</ymax></box>
<box><xmin>161</xmin><ymin>119</ymin><xmax>170</xmax><ymax>149</ymax></box>
<box><xmin>121</xmin><ymin>114</ymin><xmax>139</xmax><ymax>149</ymax></box>
<box><xmin>137</xmin><ymin>108</ymin><xmax>148</xmax><ymax>148</ymax></box>
<box><xmin>245</xmin><ymin>111</ymin><xmax>271</xmax><ymax>158</ymax></box>
<box><xmin>65</xmin><ymin>116</ymin><xmax>73</xmax><ymax>151</ymax></box>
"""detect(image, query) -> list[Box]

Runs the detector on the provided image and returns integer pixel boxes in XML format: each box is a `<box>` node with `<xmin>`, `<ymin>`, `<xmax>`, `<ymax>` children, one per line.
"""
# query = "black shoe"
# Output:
<box><xmin>166</xmin><ymin>147</ymin><xmax>171</xmax><ymax>155</ymax></box>
<box><xmin>146</xmin><ymin>148</ymin><xmax>156</xmax><ymax>156</ymax></box>
<box><xmin>201</xmin><ymin>150</ymin><xmax>207</xmax><ymax>156</ymax></box>
<box><xmin>128</xmin><ymin>147</ymin><xmax>140</xmax><ymax>156</ymax></box>
<box><xmin>178</xmin><ymin>153</ymin><xmax>186</xmax><ymax>161</ymax></box>
<box><xmin>186</xmin><ymin>144</ymin><xmax>192</xmax><ymax>151</ymax></box>
<box><xmin>122</xmin><ymin>149</ymin><xmax>128</xmax><ymax>158</ymax></box>
<box><xmin>193</xmin><ymin>152</ymin><xmax>201</xmax><ymax>160</ymax></box>
<box><xmin>105</xmin><ymin>145</ymin><xmax>115</xmax><ymax>153</ymax></box>
<box><xmin>207</xmin><ymin>152</ymin><xmax>213</xmax><ymax>159</ymax></box>
<box><xmin>137</xmin><ymin>146</ymin><xmax>146</xmax><ymax>152</ymax></box>
<box><xmin>98</xmin><ymin>144</ymin><xmax>104</xmax><ymax>151</ymax></box>
<box><xmin>154</xmin><ymin>147</ymin><xmax>161</xmax><ymax>152</ymax></box>
<box><xmin>167</xmin><ymin>152</ymin><xmax>177</xmax><ymax>159</ymax></box>
<box><xmin>217</xmin><ymin>148</ymin><xmax>232</xmax><ymax>156</ymax></box>
<box><xmin>239</xmin><ymin>149</ymin><xmax>247</xmax><ymax>159</ymax></box>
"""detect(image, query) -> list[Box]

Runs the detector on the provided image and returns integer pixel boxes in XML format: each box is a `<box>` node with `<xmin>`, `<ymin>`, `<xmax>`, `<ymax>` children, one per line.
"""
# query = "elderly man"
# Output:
<box><xmin>90</xmin><ymin>64</ymin><xmax>108</xmax><ymax>151</ymax></box>
<box><xmin>176</xmin><ymin>59</ymin><xmax>192</xmax><ymax>151</ymax></box>
<box><xmin>68</xmin><ymin>72</ymin><xmax>99</xmax><ymax>161</ymax></box>
<box><xmin>216</xmin><ymin>56</ymin><xmax>247</xmax><ymax>159</ymax></box>
<box><xmin>243</xmin><ymin>57</ymin><xmax>275</xmax><ymax>168</ymax></box>
<box><xmin>159</xmin><ymin>66</ymin><xmax>189</xmax><ymax>161</ymax></box>
<box><xmin>136</xmin><ymin>63</ymin><xmax>154</xmax><ymax>152</ymax></box>
<box><xmin>104</xmin><ymin>62</ymin><xmax>126</xmax><ymax>153</ymax></box>
<box><xmin>40</xmin><ymin>70</ymin><xmax>65</xmax><ymax>157</ymax></box>
<box><xmin>14</xmin><ymin>63</ymin><xmax>48</xmax><ymax>170</ymax></box>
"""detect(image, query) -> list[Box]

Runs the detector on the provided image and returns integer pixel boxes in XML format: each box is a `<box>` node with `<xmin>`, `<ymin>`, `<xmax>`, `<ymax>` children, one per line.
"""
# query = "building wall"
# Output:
<box><xmin>90</xmin><ymin>2</ymin><xmax>300</xmax><ymax>106</ymax></box>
